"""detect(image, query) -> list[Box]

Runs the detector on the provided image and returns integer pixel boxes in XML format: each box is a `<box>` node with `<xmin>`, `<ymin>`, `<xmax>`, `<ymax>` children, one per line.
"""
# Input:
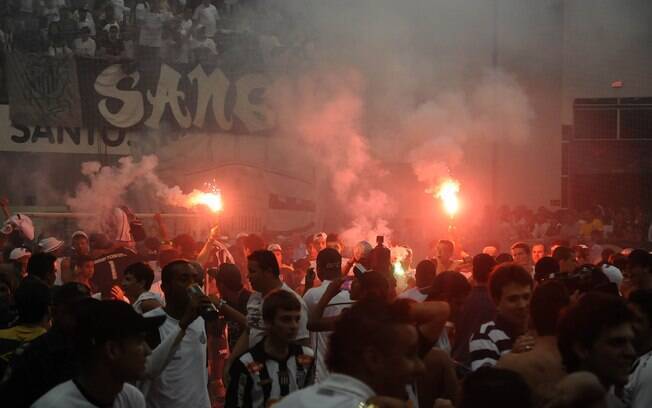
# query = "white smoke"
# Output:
<box><xmin>268</xmin><ymin>70</ymin><xmax>396</xmax><ymax>245</ymax></box>
<box><xmin>66</xmin><ymin>155</ymin><xmax>208</xmax><ymax>232</ymax></box>
<box><xmin>402</xmin><ymin>69</ymin><xmax>533</xmax><ymax>187</ymax></box>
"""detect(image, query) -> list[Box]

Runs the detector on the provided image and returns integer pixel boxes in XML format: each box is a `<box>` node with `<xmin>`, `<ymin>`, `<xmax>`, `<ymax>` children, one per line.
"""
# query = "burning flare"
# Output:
<box><xmin>393</xmin><ymin>260</ymin><xmax>406</xmax><ymax>277</ymax></box>
<box><xmin>435</xmin><ymin>178</ymin><xmax>460</xmax><ymax>218</ymax></box>
<box><xmin>188</xmin><ymin>183</ymin><xmax>223</xmax><ymax>213</ymax></box>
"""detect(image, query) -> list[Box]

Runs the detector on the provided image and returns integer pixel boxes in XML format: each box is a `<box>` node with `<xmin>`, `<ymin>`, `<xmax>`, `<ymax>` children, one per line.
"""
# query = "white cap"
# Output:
<box><xmin>71</xmin><ymin>230</ymin><xmax>89</xmax><ymax>240</ymax></box>
<box><xmin>9</xmin><ymin>247</ymin><xmax>31</xmax><ymax>260</ymax></box>
<box><xmin>38</xmin><ymin>237</ymin><xmax>64</xmax><ymax>253</ymax></box>
<box><xmin>601</xmin><ymin>264</ymin><xmax>623</xmax><ymax>286</ymax></box>
<box><xmin>268</xmin><ymin>243</ymin><xmax>282</xmax><ymax>252</ymax></box>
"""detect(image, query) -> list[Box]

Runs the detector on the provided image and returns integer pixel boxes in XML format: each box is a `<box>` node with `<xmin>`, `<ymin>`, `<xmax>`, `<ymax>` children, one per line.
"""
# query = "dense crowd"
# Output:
<box><xmin>0</xmin><ymin>0</ymin><xmax>288</xmax><ymax>65</ymax></box>
<box><xmin>0</xmin><ymin>200</ymin><xmax>651</xmax><ymax>408</ymax></box>
<box><xmin>479</xmin><ymin>205</ymin><xmax>652</xmax><ymax>245</ymax></box>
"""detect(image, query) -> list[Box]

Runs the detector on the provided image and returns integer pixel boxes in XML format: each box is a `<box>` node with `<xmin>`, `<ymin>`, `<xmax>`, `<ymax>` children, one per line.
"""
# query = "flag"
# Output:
<box><xmin>6</xmin><ymin>52</ymin><xmax>82</xmax><ymax>127</ymax></box>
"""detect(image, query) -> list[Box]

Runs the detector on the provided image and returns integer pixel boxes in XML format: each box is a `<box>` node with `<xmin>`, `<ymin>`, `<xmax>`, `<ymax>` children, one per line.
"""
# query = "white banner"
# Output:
<box><xmin>0</xmin><ymin>105</ymin><xmax>131</xmax><ymax>155</ymax></box>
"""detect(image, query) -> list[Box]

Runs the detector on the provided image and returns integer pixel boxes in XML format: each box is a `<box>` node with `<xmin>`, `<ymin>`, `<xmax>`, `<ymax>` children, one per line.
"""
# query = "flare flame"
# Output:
<box><xmin>435</xmin><ymin>178</ymin><xmax>460</xmax><ymax>218</ymax></box>
<box><xmin>188</xmin><ymin>182</ymin><xmax>223</xmax><ymax>213</ymax></box>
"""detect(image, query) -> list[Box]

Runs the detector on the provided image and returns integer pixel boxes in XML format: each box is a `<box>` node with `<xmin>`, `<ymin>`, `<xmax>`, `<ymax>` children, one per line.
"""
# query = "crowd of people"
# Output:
<box><xmin>0</xmin><ymin>200</ymin><xmax>651</xmax><ymax>408</ymax></box>
<box><xmin>477</xmin><ymin>205</ymin><xmax>652</xmax><ymax>250</ymax></box>
<box><xmin>0</xmin><ymin>0</ymin><xmax>289</xmax><ymax>65</ymax></box>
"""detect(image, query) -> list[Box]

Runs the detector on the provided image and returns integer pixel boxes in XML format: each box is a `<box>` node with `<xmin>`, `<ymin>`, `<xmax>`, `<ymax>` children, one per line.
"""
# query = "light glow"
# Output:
<box><xmin>393</xmin><ymin>260</ymin><xmax>406</xmax><ymax>277</ymax></box>
<box><xmin>435</xmin><ymin>178</ymin><xmax>460</xmax><ymax>218</ymax></box>
<box><xmin>188</xmin><ymin>184</ymin><xmax>223</xmax><ymax>213</ymax></box>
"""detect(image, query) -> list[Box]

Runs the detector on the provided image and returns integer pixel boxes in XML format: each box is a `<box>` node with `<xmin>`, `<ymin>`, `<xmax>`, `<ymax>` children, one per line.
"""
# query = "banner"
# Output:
<box><xmin>76</xmin><ymin>58</ymin><xmax>276</xmax><ymax>133</ymax></box>
<box><xmin>6</xmin><ymin>53</ymin><xmax>83</xmax><ymax>127</ymax></box>
<box><xmin>5</xmin><ymin>53</ymin><xmax>276</xmax><ymax>134</ymax></box>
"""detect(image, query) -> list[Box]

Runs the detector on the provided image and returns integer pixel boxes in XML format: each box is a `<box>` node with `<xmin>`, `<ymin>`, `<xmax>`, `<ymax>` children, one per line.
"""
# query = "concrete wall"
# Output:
<box><xmin>562</xmin><ymin>0</ymin><xmax>652</xmax><ymax>123</ymax></box>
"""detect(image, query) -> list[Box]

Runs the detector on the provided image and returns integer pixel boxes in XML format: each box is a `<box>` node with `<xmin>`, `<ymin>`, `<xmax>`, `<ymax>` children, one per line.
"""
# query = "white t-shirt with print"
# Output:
<box><xmin>143</xmin><ymin>308</ymin><xmax>210</xmax><ymax>408</ymax></box>
<box><xmin>247</xmin><ymin>282</ymin><xmax>309</xmax><ymax>347</ymax></box>
<box><xmin>32</xmin><ymin>380</ymin><xmax>145</xmax><ymax>408</ymax></box>
<box><xmin>275</xmin><ymin>373</ymin><xmax>375</xmax><ymax>408</ymax></box>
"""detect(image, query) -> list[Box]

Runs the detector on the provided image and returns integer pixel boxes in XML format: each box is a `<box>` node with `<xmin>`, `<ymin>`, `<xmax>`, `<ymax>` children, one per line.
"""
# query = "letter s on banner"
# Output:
<box><xmin>95</xmin><ymin>64</ymin><xmax>144</xmax><ymax>128</ymax></box>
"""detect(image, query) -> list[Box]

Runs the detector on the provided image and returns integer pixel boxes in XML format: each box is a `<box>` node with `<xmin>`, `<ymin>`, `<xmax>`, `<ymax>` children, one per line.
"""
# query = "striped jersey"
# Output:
<box><xmin>225</xmin><ymin>340</ymin><xmax>315</xmax><ymax>408</ymax></box>
<box><xmin>469</xmin><ymin>317</ymin><xmax>517</xmax><ymax>371</ymax></box>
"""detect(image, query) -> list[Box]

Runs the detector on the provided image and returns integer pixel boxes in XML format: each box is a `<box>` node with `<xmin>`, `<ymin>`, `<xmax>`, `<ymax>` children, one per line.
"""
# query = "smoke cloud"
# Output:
<box><xmin>268</xmin><ymin>69</ymin><xmax>395</xmax><ymax>245</ymax></box>
<box><xmin>70</xmin><ymin>1</ymin><xmax>537</xmax><ymax>243</ymax></box>
<box><xmin>260</xmin><ymin>0</ymin><xmax>535</xmax><ymax>243</ymax></box>
<box><xmin>66</xmin><ymin>155</ymin><xmax>207</xmax><ymax>232</ymax></box>
<box><xmin>402</xmin><ymin>69</ymin><xmax>533</xmax><ymax>187</ymax></box>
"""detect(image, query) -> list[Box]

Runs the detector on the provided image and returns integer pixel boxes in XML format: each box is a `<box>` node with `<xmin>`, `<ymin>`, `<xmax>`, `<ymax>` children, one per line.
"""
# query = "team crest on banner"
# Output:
<box><xmin>6</xmin><ymin>52</ymin><xmax>82</xmax><ymax>127</ymax></box>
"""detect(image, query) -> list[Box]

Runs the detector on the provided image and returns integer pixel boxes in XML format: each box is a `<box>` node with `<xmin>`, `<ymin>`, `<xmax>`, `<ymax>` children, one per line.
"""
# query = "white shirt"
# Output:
<box><xmin>275</xmin><ymin>373</ymin><xmax>375</xmax><ymax>408</ymax></box>
<box><xmin>602</xmin><ymin>265</ymin><xmax>623</xmax><ymax>287</ymax></box>
<box><xmin>111</xmin><ymin>0</ymin><xmax>128</xmax><ymax>21</ymax></box>
<box><xmin>193</xmin><ymin>3</ymin><xmax>219</xmax><ymax>37</ymax></box>
<box><xmin>138</xmin><ymin>9</ymin><xmax>170</xmax><ymax>47</ymax></box>
<box><xmin>303</xmin><ymin>281</ymin><xmax>352</xmax><ymax>383</ymax></box>
<box><xmin>132</xmin><ymin>291</ymin><xmax>162</xmax><ymax>314</ymax></box>
<box><xmin>398</xmin><ymin>287</ymin><xmax>429</xmax><ymax>303</ymax></box>
<box><xmin>143</xmin><ymin>308</ymin><xmax>210</xmax><ymax>408</ymax></box>
<box><xmin>247</xmin><ymin>282</ymin><xmax>309</xmax><ymax>347</ymax></box>
<box><xmin>74</xmin><ymin>37</ymin><xmax>96</xmax><ymax>56</ymax></box>
<box><xmin>625</xmin><ymin>351</ymin><xmax>652</xmax><ymax>408</ymax></box>
<box><xmin>32</xmin><ymin>380</ymin><xmax>145</xmax><ymax>408</ymax></box>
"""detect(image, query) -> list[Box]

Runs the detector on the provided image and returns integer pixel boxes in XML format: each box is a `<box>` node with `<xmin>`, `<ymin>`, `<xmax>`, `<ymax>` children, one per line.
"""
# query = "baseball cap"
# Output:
<box><xmin>9</xmin><ymin>247</ymin><xmax>31</xmax><ymax>261</ymax></box>
<box><xmin>268</xmin><ymin>243</ymin><xmax>282</xmax><ymax>252</ymax></box>
<box><xmin>76</xmin><ymin>300</ymin><xmax>166</xmax><ymax>348</ymax></box>
<box><xmin>38</xmin><ymin>237</ymin><xmax>64</xmax><ymax>253</ymax></box>
<box><xmin>601</xmin><ymin>264</ymin><xmax>623</xmax><ymax>286</ymax></box>
<box><xmin>72</xmin><ymin>230</ymin><xmax>89</xmax><ymax>240</ymax></box>
<box><xmin>313</xmin><ymin>232</ymin><xmax>327</xmax><ymax>242</ymax></box>
<box><xmin>317</xmin><ymin>247</ymin><xmax>342</xmax><ymax>272</ymax></box>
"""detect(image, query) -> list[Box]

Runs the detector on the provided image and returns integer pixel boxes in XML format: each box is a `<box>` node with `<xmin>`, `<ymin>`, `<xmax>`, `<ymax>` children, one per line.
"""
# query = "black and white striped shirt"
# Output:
<box><xmin>469</xmin><ymin>317</ymin><xmax>517</xmax><ymax>371</ymax></box>
<box><xmin>226</xmin><ymin>340</ymin><xmax>315</xmax><ymax>408</ymax></box>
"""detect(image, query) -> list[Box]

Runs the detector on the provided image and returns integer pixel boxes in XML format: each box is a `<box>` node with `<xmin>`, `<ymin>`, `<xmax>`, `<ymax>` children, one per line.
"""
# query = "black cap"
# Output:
<box><xmin>77</xmin><ymin>300</ymin><xmax>165</xmax><ymax>348</ymax></box>
<box><xmin>317</xmin><ymin>248</ymin><xmax>342</xmax><ymax>273</ymax></box>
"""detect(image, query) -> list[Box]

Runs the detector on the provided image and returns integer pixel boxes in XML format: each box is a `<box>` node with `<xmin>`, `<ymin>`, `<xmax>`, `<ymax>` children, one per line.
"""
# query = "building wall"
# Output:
<box><xmin>562</xmin><ymin>0</ymin><xmax>652</xmax><ymax>124</ymax></box>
